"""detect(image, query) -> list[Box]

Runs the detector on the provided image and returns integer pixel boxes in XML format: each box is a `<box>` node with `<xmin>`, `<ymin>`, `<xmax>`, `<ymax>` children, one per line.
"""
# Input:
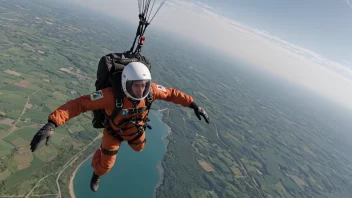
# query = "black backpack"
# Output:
<box><xmin>92</xmin><ymin>52</ymin><xmax>152</xmax><ymax>128</ymax></box>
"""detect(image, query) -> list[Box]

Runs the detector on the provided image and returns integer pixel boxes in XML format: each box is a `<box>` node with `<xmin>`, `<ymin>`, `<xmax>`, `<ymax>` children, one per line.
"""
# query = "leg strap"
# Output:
<box><xmin>106</xmin><ymin>126</ymin><xmax>124</xmax><ymax>141</ymax></box>
<box><xmin>128</xmin><ymin>138</ymin><xmax>146</xmax><ymax>146</ymax></box>
<box><xmin>101</xmin><ymin>145</ymin><xmax>119</xmax><ymax>156</ymax></box>
<box><xmin>127</xmin><ymin>130</ymin><xmax>144</xmax><ymax>144</ymax></box>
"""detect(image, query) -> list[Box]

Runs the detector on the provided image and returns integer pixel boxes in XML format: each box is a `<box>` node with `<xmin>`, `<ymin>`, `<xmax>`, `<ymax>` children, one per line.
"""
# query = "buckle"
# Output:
<box><xmin>116</xmin><ymin>99</ymin><xmax>123</xmax><ymax>108</ymax></box>
<box><xmin>102</xmin><ymin>120</ymin><xmax>108</xmax><ymax>127</ymax></box>
<box><xmin>132</xmin><ymin>107</ymin><xmax>137</xmax><ymax>114</ymax></box>
<box><xmin>116</xmin><ymin>129</ymin><xmax>124</xmax><ymax>134</ymax></box>
<box><xmin>107</xmin><ymin>126</ymin><xmax>124</xmax><ymax>135</ymax></box>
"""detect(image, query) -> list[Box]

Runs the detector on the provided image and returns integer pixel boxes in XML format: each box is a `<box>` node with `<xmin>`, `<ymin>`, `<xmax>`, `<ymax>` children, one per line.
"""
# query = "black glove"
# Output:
<box><xmin>189</xmin><ymin>102</ymin><xmax>210</xmax><ymax>124</ymax></box>
<box><xmin>30</xmin><ymin>121</ymin><xmax>56</xmax><ymax>152</ymax></box>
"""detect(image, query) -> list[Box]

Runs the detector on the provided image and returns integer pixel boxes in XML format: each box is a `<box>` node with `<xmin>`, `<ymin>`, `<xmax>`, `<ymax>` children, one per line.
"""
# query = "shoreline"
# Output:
<box><xmin>155</xmin><ymin>161</ymin><xmax>164</xmax><ymax>192</ymax></box>
<box><xmin>69</xmin><ymin>152</ymin><xmax>95</xmax><ymax>198</ymax></box>
<box><xmin>152</xmin><ymin>110</ymin><xmax>172</xmax><ymax>197</ymax></box>
<box><xmin>69</xmin><ymin>110</ymin><xmax>171</xmax><ymax>198</ymax></box>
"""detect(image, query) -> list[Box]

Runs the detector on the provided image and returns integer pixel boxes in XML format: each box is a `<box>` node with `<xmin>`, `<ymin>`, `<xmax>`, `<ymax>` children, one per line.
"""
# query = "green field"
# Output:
<box><xmin>0</xmin><ymin>141</ymin><xmax>15</xmax><ymax>158</ymax></box>
<box><xmin>1</xmin><ymin>0</ymin><xmax>352</xmax><ymax>197</ymax></box>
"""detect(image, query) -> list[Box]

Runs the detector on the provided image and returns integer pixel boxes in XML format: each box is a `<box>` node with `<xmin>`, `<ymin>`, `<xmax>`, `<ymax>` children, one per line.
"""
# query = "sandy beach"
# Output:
<box><xmin>69</xmin><ymin>152</ymin><xmax>95</xmax><ymax>198</ymax></box>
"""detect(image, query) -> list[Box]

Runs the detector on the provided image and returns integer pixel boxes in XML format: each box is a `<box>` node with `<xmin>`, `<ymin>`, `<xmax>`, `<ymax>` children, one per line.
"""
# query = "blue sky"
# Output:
<box><xmin>193</xmin><ymin>0</ymin><xmax>352</xmax><ymax>66</ymax></box>
<box><xmin>71</xmin><ymin>0</ymin><xmax>352</xmax><ymax>109</ymax></box>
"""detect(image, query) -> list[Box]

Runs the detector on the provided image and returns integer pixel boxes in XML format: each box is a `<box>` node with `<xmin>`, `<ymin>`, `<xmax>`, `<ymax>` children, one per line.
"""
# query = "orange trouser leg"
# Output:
<box><xmin>91</xmin><ymin>129</ymin><xmax>121</xmax><ymax>176</ymax></box>
<box><xmin>128</xmin><ymin>132</ymin><xmax>146</xmax><ymax>152</ymax></box>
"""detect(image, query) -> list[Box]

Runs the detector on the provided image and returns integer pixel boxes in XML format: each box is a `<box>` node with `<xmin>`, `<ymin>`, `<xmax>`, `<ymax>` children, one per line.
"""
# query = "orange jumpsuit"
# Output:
<box><xmin>48</xmin><ymin>82</ymin><xmax>193</xmax><ymax>176</ymax></box>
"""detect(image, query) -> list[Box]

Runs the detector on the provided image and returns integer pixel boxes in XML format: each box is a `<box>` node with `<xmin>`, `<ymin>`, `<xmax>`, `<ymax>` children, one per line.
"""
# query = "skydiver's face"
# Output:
<box><xmin>131</xmin><ymin>81</ymin><xmax>147</xmax><ymax>98</ymax></box>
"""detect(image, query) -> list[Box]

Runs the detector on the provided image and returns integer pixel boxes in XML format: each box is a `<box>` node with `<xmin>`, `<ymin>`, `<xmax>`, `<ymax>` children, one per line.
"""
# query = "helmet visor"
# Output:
<box><xmin>126</xmin><ymin>80</ymin><xmax>151</xmax><ymax>100</ymax></box>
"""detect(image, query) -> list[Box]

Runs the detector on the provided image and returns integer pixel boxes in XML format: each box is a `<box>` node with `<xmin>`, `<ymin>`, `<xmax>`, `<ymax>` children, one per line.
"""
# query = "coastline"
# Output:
<box><xmin>70</xmin><ymin>110</ymin><xmax>171</xmax><ymax>198</ymax></box>
<box><xmin>152</xmin><ymin>109</ymin><xmax>172</xmax><ymax>197</ymax></box>
<box><xmin>69</xmin><ymin>152</ymin><xmax>95</xmax><ymax>198</ymax></box>
<box><xmin>155</xmin><ymin>161</ymin><xmax>164</xmax><ymax>191</ymax></box>
<box><xmin>154</xmin><ymin>108</ymin><xmax>171</xmax><ymax>151</ymax></box>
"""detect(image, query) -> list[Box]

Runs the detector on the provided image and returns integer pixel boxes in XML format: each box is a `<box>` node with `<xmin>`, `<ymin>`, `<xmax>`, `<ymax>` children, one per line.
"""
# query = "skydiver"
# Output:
<box><xmin>29</xmin><ymin>62</ymin><xmax>210</xmax><ymax>192</ymax></box>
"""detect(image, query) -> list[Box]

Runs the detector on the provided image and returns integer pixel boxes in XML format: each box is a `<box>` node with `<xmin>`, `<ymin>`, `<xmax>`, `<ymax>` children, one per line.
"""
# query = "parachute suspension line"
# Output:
<box><xmin>149</xmin><ymin>0</ymin><xmax>166</xmax><ymax>23</ymax></box>
<box><xmin>138</xmin><ymin>0</ymin><xmax>142</xmax><ymax>14</ymax></box>
<box><xmin>147</xmin><ymin>0</ymin><xmax>156</xmax><ymax>22</ymax></box>
<box><xmin>128</xmin><ymin>0</ymin><xmax>167</xmax><ymax>55</ymax></box>
<box><xmin>129</xmin><ymin>13</ymin><xmax>149</xmax><ymax>54</ymax></box>
<box><xmin>143</xmin><ymin>0</ymin><xmax>152</xmax><ymax>19</ymax></box>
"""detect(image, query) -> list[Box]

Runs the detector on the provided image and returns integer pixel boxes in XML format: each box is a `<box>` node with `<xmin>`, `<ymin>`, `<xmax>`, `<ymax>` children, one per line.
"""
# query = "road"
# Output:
<box><xmin>24</xmin><ymin>133</ymin><xmax>102</xmax><ymax>198</ymax></box>
<box><xmin>1</xmin><ymin>88</ymin><xmax>42</xmax><ymax>141</ymax></box>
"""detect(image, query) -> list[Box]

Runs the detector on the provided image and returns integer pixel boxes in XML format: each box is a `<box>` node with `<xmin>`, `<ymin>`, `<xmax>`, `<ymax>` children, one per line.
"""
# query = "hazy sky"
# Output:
<box><xmin>192</xmin><ymin>0</ymin><xmax>352</xmax><ymax>67</ymax></box>
<box><xmin>70</xmin><ymin>0</ymin><xmax>352</xmax><ymax>109</ymax></box>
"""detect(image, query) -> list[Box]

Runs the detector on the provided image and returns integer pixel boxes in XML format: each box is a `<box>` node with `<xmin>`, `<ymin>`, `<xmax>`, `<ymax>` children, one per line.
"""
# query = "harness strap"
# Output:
<box><xmin>129</xmin><ymin>138</ymin><xmax>146</xmax><ymax>146</ymax></box>
<box><xmin>126</xmin><ymin>107</ymin><xmax>148</xmax><ymax>115</ymax></box>
<box><xmin>106</xmin><ymin>126</ymin><xmax>124</xmax><ymax>142</ymax></box>
<box><xmin>115</xmin><ymin>117</ymin><xmax>143</xmax><ymax>129</ymax></box>
<box><xmin>106</xmin><ymin>125</ymin><xmax>143</xmax><ymax>140</ymax></box>
<box><xmin>101</xmin><ymin>145</ymin><xmax>119</xmax><ymax>156</ymax></box>
<box><xmin>130</xmin><ymin>19</ymin><xmax>149</xmax><ymax>54</ymax></box>
<box><xmin>104</xmin><ymin>90</ymin><xmax>153</xmax><ymax>141</ymax></box>
<box><xmin>109</xmin><ymin>80</ymin><xmax>123</xmax><ymax>127</ymax></box>
<box><xmin>128</xmin><ymin>129</ymin><xmax>145</xmax><ymax>145</ymax></box>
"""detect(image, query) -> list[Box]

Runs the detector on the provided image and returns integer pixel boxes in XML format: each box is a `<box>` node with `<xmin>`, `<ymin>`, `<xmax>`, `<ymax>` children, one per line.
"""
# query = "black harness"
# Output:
<box><xmin>102</xmin><ymin>90</ymin><xmax>153</xmax><ymax>143</ymax></box>
<box><xmin>98</xmin><ymin>0</ymin><xmax>167</xmax><ymax>156</ymax></box>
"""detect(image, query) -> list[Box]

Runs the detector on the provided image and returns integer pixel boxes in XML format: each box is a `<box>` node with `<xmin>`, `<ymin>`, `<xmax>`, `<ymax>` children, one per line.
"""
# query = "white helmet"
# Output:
<box><xmin>121</xmin><ymin>61</ymin><xmax>152</xmax><ymax>101</ymax></box>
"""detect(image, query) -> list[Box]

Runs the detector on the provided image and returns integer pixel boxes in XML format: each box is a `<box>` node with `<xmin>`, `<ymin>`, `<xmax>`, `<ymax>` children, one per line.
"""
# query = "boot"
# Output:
<box><xmin>90</xmin><ymin>172</ymin><xmax>100</xmax><ymax>192</ymax></box>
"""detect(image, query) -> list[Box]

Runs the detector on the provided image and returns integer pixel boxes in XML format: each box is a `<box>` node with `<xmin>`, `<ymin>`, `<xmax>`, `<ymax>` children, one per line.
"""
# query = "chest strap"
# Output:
<box><xmin>106</xmin><ymin>123</ymin><xmax>147</xmax><ymax>142</ymax></box>
<box><xmin>124</xmin><ymin>107</ymin><xmax>148</xmax><ymax>115</ymax></box>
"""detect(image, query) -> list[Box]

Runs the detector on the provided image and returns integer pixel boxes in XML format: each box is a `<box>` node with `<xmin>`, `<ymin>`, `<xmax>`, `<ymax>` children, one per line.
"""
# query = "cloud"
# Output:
<box><xmin>70</xmin><ymin>0</ymin><xmax>352</xmax><ymax>109</ymax></box>
<box><xmin>347</xmin><ymin>0</ymin><xmax>352</xmax><ymax>9</ymax></box>
<box><xmin>247</xmin><ymin>27</ymin><xmax>352</xmax><ymax>80</ymax></box>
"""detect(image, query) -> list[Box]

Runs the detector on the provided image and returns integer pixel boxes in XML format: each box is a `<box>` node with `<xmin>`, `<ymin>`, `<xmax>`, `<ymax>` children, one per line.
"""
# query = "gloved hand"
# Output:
<box><xmin>189</xmin><ymin>102</ymin><xmax>210</xmax><ymax>124</ymax></box>
<box><xmin>30</xmin><ymin>121</ymin><xmax>56</xmax><ymax>152</ymax></box>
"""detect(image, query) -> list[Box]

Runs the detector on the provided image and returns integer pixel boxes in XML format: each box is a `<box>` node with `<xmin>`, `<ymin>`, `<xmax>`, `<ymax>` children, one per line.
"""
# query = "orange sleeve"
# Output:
<box><xmin>151</xmin><ymin>82</ymin><xmax>193</xmax><ymax>107</ymax></box>
<box><xmin>48</xmin><ymin>88</ymin><xmax>115</xmax><ymax>126</ymax></box>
